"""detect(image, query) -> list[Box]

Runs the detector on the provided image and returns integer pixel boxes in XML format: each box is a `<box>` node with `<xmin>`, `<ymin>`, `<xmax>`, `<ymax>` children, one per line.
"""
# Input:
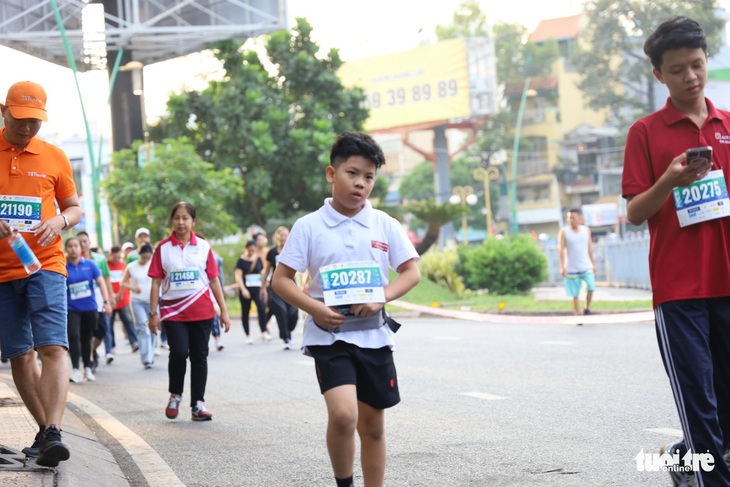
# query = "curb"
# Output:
<box><xmin>0</xmin><ymin>373</ymin><xmax>129</xmax><ymax>487</ymax></box>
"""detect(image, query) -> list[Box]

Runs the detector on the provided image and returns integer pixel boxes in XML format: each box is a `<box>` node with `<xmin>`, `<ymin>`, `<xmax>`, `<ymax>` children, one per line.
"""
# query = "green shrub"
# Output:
<box><xmin>418</xmin><ymin>246</ymin><xmax>466</xmax><ymax>296</ymax></box>
<box><xmin>456</xmin><ymin>235</ymin><xmax>547</xmax><ymax>295</ymax></box>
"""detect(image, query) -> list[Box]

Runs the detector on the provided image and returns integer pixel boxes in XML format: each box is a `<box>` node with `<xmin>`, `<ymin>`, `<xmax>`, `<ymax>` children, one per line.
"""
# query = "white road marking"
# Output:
<box><xmin>460</xmin><ymin>392</ymin><xmax>508</xmax><ymax>401</ymax></box>
<box><xmin>540</xmin><ymin>341</ymin><xmax>576</xmax><ymax>345</ymax></box>
<box><xmin>431</xmin><ymin>336</ymin><xmax>462</xmax><ymax>341</ymax></box>
<box><xmin>644</xmin><ymin>427</ymin><xmax>683</xmax><ymax>437</ymax></box>
<box><xmin>67</xmin><ymin>392</ymin><xmax>185</xmax><ymax>486</ymax></box>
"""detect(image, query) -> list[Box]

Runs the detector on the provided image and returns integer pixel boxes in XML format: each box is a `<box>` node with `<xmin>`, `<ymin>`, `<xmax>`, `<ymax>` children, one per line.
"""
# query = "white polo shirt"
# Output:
<box><xmin>148</xmin><ymin>232</ymin><xmax>218</xmax><ymax>322</ymax></box>
<box><xmin>278</xmin><ymin>198</ymin><xmax>419</xmax><ymax>353</ymax></box>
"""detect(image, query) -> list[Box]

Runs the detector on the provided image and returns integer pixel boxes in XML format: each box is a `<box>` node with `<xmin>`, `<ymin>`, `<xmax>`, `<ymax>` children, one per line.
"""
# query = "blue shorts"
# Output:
<box><xmin>564</xmin><ymin>270</ymin><xmax>596</xmax><ymax>298</ymax></box>
<box><xmin>0</xmin><ymin>270</ymin><xmax>69</xmax><ymax>360</ymax></box>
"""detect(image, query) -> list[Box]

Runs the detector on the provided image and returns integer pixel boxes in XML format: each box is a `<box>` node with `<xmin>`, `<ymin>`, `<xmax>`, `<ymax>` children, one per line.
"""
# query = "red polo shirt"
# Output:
<box><xmin>622</xmin><ymin>98</ymin><xmax>730</xmax><ymax>306</ymax></box>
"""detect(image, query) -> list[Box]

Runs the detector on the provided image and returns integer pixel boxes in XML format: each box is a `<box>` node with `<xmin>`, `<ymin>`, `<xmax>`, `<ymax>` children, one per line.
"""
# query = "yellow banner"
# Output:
<box><xmin>338</xmin><ymin>38</ymin><xmax>470</xmax><ymax>131</ymax></box>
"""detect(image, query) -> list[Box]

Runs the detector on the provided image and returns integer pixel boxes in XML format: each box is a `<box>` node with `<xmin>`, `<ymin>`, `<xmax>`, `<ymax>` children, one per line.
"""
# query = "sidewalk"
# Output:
<box><xmin>0</xmin><ymin>373</ymin><xmax>128</xmax><ymax>486</ymax></box>
<box><xmin>532</xmin><ymin>285</ymin><xmax>653</xmax><ymax>302</ymax></box>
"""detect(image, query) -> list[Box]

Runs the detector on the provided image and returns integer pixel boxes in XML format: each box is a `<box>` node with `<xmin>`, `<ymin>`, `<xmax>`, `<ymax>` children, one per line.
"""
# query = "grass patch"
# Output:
<box><xmin>391</xmin><ymin>271</ymin><xmax>652</xmax><ymax>314</ymax></box>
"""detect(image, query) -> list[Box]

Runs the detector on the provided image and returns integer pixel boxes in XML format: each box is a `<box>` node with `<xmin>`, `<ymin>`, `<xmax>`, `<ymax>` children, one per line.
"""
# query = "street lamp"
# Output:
<box><xmin>510</xmin><ymin>77</ymin><xmax>535</xmax><ymax>234</ymax></box>
<box><xmin>449</xmin><ymin>185</ymin><xmax>478</xmax><ymax>245</ymax></box>
<box><xmin>473</xmin><ymin>166</ymin><xmax>500</xmax><ymax>237</ymax></box>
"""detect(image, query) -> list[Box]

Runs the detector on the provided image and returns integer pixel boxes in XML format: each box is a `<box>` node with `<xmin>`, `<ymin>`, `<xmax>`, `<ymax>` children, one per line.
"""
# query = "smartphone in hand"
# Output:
<box><xmin>686</xmin><ymin>146</ymin><xmax>713</xmax><ymax>166</ymax></box>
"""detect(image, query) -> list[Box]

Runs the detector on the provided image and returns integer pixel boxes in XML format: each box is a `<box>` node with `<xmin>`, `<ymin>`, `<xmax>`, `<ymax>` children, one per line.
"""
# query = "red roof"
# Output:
<box><xmin>504</xmin><ymin>76</ymin><xmax>558</xmax><ymax>97</ymax></box>
<box><xmin>529</xmin><ymin>14</ymin><xmax>582</xmax><ymax>43</ymax></box>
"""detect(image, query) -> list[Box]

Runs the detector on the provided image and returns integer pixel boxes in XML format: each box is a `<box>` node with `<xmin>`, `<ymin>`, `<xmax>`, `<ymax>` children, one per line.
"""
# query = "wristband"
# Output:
<box><xmin>61</xmin><ymin>214</ymin><xmax>70</xmax><ymax>230</ymax></box>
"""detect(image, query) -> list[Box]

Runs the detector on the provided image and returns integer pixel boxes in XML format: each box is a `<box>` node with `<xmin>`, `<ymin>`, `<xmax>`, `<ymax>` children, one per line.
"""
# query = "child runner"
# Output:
<box><xmin>272</xmin><ymin>132</ymin><xmax>421</xmax><ymax>487</ymax></box>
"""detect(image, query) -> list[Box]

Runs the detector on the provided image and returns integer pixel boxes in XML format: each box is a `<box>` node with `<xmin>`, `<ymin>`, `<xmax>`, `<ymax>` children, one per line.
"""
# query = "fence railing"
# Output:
<box><xmin>540</xmin><ymin>233</ymin><xmax>651</xmax><ymax>289</ymax></box>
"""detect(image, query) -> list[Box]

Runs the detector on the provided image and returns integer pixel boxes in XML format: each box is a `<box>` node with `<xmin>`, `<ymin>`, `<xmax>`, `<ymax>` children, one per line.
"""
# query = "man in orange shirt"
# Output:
<box><xmin>0</xmin><ymin>81</ymin><xmax>82</xmax><ymax>467</ymax></box>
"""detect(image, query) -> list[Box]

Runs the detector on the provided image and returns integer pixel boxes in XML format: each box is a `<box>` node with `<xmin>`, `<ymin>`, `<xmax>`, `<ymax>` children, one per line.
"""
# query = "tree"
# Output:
<box><xmin>150</xmin><ymin>18</ymin><xmax>368</xmax><ymax>228</ymax></box>
<box><xmin>398</xmin><ymin>157</ymin><xmax>480</xmax><ymax>199</ymax></box>
<box><xmin>492</xmin><ymin>22</ymin><xmax>528</xmax><ymax>87</ymax></box>
<box><xmin>102</xmin><ymin>138</ymin><xmax>242</xmax><ymax>240</ymax></box>
<box><xmin>435</xmin><ymin>0</ymin><xmax>489</xmax><ymax>40</ymax></box>
<box><xmin>404</xmin><ymin>200</ymin><xmax>463</xmax><ymax>255</ymax></box>
<box><xmin>573</xmin><ymin>0</ymin><xmax>724</xmax><ymax>121</ymax></box>
<box><xmin>397</xmin><ymin>154</ymin><xmax>506</xmax><ymax>252</ymax></box>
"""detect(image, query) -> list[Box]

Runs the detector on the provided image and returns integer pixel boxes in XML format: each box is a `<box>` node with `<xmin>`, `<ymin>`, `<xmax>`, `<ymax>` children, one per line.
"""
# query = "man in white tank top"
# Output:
<box><xmin>558</xmin><ymin>208</ymin><xmax>596</xmax><ymax>316</ymax></box>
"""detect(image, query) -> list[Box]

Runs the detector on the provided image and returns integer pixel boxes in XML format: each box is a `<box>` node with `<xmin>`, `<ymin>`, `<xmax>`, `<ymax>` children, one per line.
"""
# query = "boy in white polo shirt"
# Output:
<box><xmin>273</xmin><ymin>132</ymin><xmax>421</xmax><ymax>487</ymax></box>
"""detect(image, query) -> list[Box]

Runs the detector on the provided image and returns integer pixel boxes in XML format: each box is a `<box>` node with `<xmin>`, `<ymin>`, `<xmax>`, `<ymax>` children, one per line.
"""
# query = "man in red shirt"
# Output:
<box><xmin>108</xmin><ymin>245</ymin><xmax>138</xmax><ymax>352</ymax></box>
<box><xmin>622</xmin><ymin>16</ymin><xmax>730</xmax><ymax>486</ymax></box>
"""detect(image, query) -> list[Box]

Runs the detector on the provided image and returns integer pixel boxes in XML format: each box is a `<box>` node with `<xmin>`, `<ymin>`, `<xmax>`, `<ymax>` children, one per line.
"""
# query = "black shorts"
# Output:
<box><xmin>308</xmin><ymin>341</ymin><xmax>400</xmax><ymax>409</ymax></box>
<box><xmin>92</xmin><ymin>312</ymin><xmax>106</xmax><ymax>340</ymax></box>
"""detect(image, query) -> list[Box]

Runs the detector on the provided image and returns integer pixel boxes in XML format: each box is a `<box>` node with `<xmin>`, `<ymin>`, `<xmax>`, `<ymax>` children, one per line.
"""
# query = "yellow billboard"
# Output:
<box><xmin>338</xmin><ymin>38</ymin><xmax>470</xmax><ymax>131</ymax></box>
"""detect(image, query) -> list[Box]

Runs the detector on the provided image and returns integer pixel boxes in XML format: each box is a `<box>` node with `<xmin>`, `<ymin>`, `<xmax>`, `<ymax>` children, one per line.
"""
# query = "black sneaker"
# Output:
<box><xmin>22</xmin><ymin>426</ymin><xmax>45</xmax><ymax>458</ymax></box>
<box><xmin>583</xmin><ymin>309</ymin><xmax>592</xmax><ymax>315</ymax></box>
<box><xmin>661</xmin><ymin>442</ymin><xmax>697</xmax><ymax>487</ymax></box>
<box><xmin>35</xmin><ymin>425</ymin><xmax>70</xmax><ymax>467</ymax></box>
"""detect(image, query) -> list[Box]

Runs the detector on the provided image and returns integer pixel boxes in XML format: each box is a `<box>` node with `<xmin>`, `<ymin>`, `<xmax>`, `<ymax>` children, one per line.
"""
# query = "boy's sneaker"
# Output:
<box><xmin>165</xmin><ymin>394</ymin><xmax>182</xmax><ymax>419</ymax></box>
<box><xmin>35</xmin><ymin>425</ymin><xmax>70</xmax><ymax>467</ymax></box>
<box><xmin>661</xmin><ymin>442</ymin><xmax>697</xmax><ymax>487</ymax></box>
<box><xmin>85</xmin><ymin>367</ymin><xmax>96</xmax><ymax>382</ymax></box>
<box><xmin>283</xmin><ymin>339</ymin><xmax>292</xmax><ymax>350</ymax></box>
<box><xmin>245</xmin><ymin>336</ymin><xmax>254</xmax><ymax>345</ymax></box>
<box><xmin>191</xmin><ymin>401</ymin><xmax>212</xmax><ymax>421</ymax></box>
<box><xmin>143</xmin><ymin>362</ymin><xmax>153</xmax><ymax>369</ymax></box>
<box><xmin>216</xmin><ymin>340</ymin><xmax>224</xmax><ymax>351</ymax></box>
<box><xmin>131</xmin><ymin>343</ymin><xmax>140</xmax><ymax>353</ymax></box>
<box><xmin>22</xmin><ymin>427</ymin><xmax>45</xmax><ymax>458</ymax></box>
<box><xmin>105</xmin><ymin>353</ymin><xmax>114</xmax><ymax>365</ymax></box>
<box><xmin>69</xmin><ymin>368</ymin><xmax>82</xmax><ymax>383</ymax></box>
<box><xmin>583</xmin><ymin>309</ymin><xmax>592</xmax><ymax>315</ymax></box>
<box><xmin>262</xmin><ymin>331</ymin><xmax>272</xmax><ymax>342</ymax></box>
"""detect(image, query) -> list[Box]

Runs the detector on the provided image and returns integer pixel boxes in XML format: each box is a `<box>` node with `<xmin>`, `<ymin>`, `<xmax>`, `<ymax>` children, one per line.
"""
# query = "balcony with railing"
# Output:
<box><xmin>510</xmin><ymin>151</ymin><xmax>551</xmax><ymax>179</ymax></box>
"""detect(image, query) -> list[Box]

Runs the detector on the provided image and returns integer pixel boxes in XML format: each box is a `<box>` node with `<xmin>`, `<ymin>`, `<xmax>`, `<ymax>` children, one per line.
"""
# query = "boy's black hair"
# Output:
<box><xmin>567</xmin><ymin>208</ymin><xmax>582</xmax><ymax>215</ymax></box>
<box><xmin>110</xmin><ymin>245</ymin><xmax>121</xmax><ymax>253</ymax></box>
<box><xmin>329</xmin><ymin>132</ymin><xmax>385</xmax><ymax>169</ymax></box>
<box><xmin>139</xmin><ymin>243</ymin><xmax>154</xmax><ymax>254</ymax></box>
<box><xmin>644</xmin><ymin>16</ymin><xmax>707</xmax><ymax>71</ymax></box>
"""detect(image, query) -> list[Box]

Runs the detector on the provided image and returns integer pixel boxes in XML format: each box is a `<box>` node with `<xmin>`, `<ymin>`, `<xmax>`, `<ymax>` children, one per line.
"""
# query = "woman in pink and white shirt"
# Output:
<box><xmin>148</xmin><ymin>202</ymin><xmax>230</xmax><ymax>421</ymax></box>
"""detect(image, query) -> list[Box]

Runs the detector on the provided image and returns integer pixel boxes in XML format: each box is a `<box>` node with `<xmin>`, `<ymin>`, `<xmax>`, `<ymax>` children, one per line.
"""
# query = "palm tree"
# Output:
<box><xmin>404</xmin><ymin>199</ymin><xmax>463</xmax><ymax>255</ymax></box>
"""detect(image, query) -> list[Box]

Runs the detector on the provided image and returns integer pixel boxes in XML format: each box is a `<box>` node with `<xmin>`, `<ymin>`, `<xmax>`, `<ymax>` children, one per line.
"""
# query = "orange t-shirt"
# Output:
<box><xmin>0</xmin><ymin>130</ymin><xmax>77</xmax><ymax>282</ymax></box>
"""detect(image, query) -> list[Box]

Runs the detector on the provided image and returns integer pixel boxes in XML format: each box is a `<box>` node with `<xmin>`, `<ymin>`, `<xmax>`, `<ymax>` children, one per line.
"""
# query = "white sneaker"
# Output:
<box><xmin>262</xmin><ymin>331</ymin><xmax>272</xmax><ymax>342</ymax></box>
<box><xmin>283</xmin><ymin>340</ymin><xmax>292</xmax><ymax>350</ymax></box>
<box><xmin>70</xmin><ymin>368</ymin><xmax>82</xmax><ymax>383</ymax></box>
<box><xmin>84</xmin><ymin>367</ymin><xmax>96</xmax><ymax>382</ymax></box>
<box><xmin>245</xmin><ymin>336</ymin><xmax>254</xmax><ymax>345</ymax></box>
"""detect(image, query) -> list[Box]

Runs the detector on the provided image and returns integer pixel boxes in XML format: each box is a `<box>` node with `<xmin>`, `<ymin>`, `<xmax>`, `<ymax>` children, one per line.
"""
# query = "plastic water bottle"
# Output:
<box><xmin>8</xmin><ymin>230</ymin><xmax>42</xmax><ymax>274</ymax></box>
